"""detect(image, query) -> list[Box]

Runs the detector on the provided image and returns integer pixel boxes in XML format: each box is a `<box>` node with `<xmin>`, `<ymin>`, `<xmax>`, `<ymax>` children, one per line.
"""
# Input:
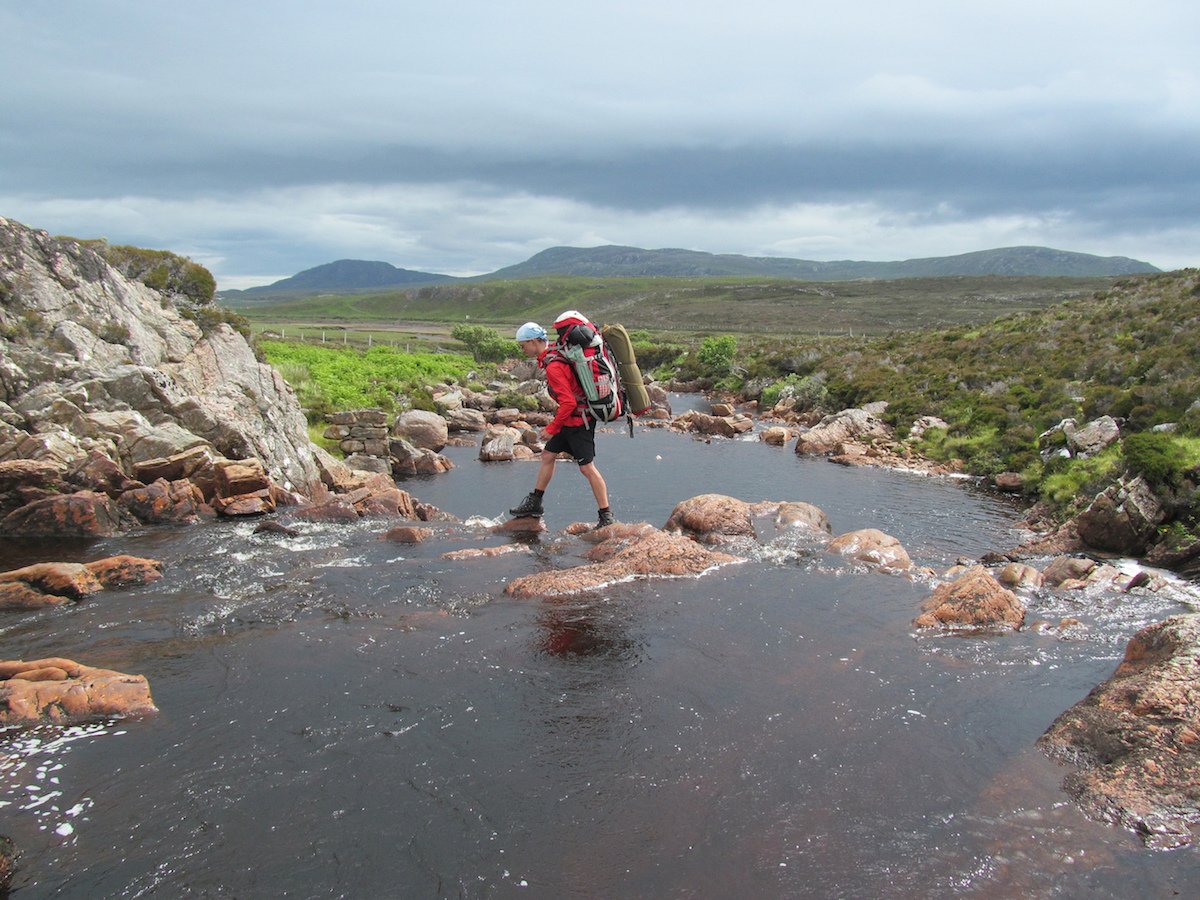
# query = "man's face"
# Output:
<box><xmin>519</xmin><ymin>339</ymin><xmax>542</xmax><ymax>358</ymax></box>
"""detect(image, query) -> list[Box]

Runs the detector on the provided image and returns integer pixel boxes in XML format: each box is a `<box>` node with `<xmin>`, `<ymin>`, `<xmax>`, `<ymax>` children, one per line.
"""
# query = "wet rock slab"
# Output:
<box><xmin>505</xmin><ymin>527</ymin><xmax>740</xmax><ymax>598</ymax></box>
<box><xmin>1038</xmin><ymin>613</ymin><xmax>1200</xmax><ymax>849</ymax></box>
<box><xmin>0</xmin><ymin>657</ymin><xmax>158</xmax><ymax>725</ymax></box>
<box><xmin>0</xmin><ymin>556</ymin><xmax>162</xmax><ymax>610</ymax></box>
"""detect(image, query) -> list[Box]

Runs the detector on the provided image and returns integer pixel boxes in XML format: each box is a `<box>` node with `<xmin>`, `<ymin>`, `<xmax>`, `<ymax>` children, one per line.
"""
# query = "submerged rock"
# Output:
<box><xmin>84</xmin><ymin>555</ymin><xmax>163</xmax><ymax>588</ymax></box>
<box><xmin>0</xmin><ymin>556</ymin><xmax>163</xmax><ymax>611</ymax></box>
<box><xmin>505</xmin><ymin>528</ymin><xmax>740</xmax><ymax>598</ymax></box>
<box><xmin>0</xmin><ymin>657</ymin><xmax>157</xmax><ymax>725</ymax></box>
<box><xmin>0</xmin><ymin>562</ymin><xmax>103</xmax><ymax>599</ymax></box>
<box><xmin>1038</xmin><ymin>614</ymin><xmax>1200</xmax><ymax>849</ymax></box>
<box><xmin>827</xmin><ymin>528</ymin><xmax>913</xmax><ymax>572</ymax></box>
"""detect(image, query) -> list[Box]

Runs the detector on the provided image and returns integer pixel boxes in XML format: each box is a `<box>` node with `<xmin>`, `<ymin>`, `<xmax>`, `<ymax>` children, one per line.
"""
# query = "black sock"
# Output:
<box><xmin>598</xmin><ymin>506</ymin><xmax>609</xmax><ymax>513</ymax></box>
<box><xmin>533</xmin><ymin>489</ymin><xmax>545</xmax><ymax>498</ymax></box>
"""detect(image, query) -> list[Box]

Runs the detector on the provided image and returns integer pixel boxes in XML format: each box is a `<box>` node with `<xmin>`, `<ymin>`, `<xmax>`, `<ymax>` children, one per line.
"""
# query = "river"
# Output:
<box><xmin>2</xmin><ymin>401</ymin><xmax>1198</xmax><ymax>897</ymax></box>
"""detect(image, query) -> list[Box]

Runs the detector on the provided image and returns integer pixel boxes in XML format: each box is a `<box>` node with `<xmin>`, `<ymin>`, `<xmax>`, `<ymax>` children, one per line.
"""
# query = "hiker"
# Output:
<box><xmin>509</xmin><ymin>315</ymin><xmax>616</xmax><ymax>529</ymax></box>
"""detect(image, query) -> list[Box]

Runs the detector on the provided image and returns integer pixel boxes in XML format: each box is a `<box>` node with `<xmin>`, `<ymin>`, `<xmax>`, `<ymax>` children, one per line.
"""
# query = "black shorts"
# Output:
<box><xmin>545</xmin><ymin>423</ymin><xmax>597</xmax><ymax>466</ymax></box>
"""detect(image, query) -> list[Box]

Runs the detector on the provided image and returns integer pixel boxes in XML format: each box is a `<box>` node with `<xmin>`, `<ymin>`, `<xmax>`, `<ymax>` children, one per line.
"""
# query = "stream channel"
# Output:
<box><xmin>2</xmin><ymin>396</ymin><xmax>1199</xmax><ymax>897</ymax></box>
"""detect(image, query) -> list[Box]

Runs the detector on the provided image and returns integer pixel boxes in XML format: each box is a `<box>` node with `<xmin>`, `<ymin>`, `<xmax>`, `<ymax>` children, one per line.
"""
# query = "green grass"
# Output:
<box><xmin>259</xmin><ymin>340</ymin><xmax>477</xmax><ymax>421</ymax></box>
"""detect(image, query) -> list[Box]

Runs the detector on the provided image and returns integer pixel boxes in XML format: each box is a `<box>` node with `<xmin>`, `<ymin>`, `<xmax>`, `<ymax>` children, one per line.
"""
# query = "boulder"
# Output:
<box><xmin>645</xmin><ymin>383</ymin><xmax>672</xmax><ymax>417</ymax></box>
<box><xmin>1076</xmin><ymin>476</ymin><xmax>1165</xmax><ymax>555</ymax></box>
<box><xmin>908</xmin><ymin>416</ymin><xmax>949</xmax><ymax>440</ymax></box>
<box><xmin>664</xmin><ymin>494</ymin><xmax>756</xmax><ymax>542</ymax></box>
<box><xmin>995</xmin><ymin>562</ymin><xmax>1044</xmax><ymax>590</ymax></box>
<box><xmin>914</xmin><ymin>566</ymin><xmax>1026</xmax><ymax>630</ymax></box>
<box><xmin>828</xmin><ymin>528</ymin><xmax>913</xmax><ymax>572</ymax></box>
<box><xmin>393</xmin><ymin>409</ymin><xmax>449</xmax><ymax>452</ymax></box>
<box><xmin>1068</xmin><ymin>415</ymin><xmax>1121</xmax><ymax>458</ymax></box>
<box><xmin>493</xmin><ymin>516</ymin><xmax>547</xmax><ymax>534</ymax></box>
<box><xmin>119</xmin><ymin>478</ymin><xmax>207</xmax><ymax>524</ymax></box>
<box><xmin>1038</xmin><ymin>614</ymin><xmax>1200</xmax><ymax>848</ymax></box>
<box><xmin>0</xmin><ymin>657</ymin><xmax>157</xmax><ymax>725</ymax></box>
<box><xmin>389</xmin><ymin>437</ymin><xmax>453</xmax><ymax>476</ymax></box>
<box><xmin>215</xmin><ymin>458</ymin><xmax>271</xmax><ymax>497</ymax></box>
<box><xmin>84</xmin><ymin>555</ymin><xmax>163</xmax><ymax>588</ymax></box>
<box><xmin>133</xmin><ymin>446</ymin><xmax>213</xmax><ymax>487</ymax></box>
<box><xmin>0</xmin><ymin>458</ymin><xmax>66</xmax><ymax>492</ymax></box>
<box><xmin>383</xmin><ymin>525</ymin><xmax>432</xmax><ymax>543</ymax></box>
<box><xmin>795</xmin><ymin>408</ymin><xmax>893</xmax><ymax>455</ymax></box>
<box><xmin>66</xmin><ymin>449</ymin><xmax>140</xmax><ymax>496</ymax></box>
<box><xmin>1042</xmin><ymin>555</ymin><xmax>1098</xmax><ymax>586</ymax></box>
<box><xmin>1144</xmin><ymin>535</ymin><xmax>1200</xmax><ymax>580</ymax></box>
<box><xmin>0</xmin><ymin>490</ymin><xmax>129</xmax><ymax>537</ymax></box>
<box><xmin>444</xmin><ymin>407</ymin><xmax>487</xmax><ymax>433</ymax></box>
<box><xmin>673</xmin><ymin>411</ymin><xmax>754</xmax><ymax>438</ymax></box>
<box><xmin>479</xmin><ymin>428</ymin><xmax>519</xmax><ymax>462</ymax></box>
<box><xmin>0</xmin><ymin>581</ymin><xmax>69</xmax><ymax>610</ymax></box>
<box><xmin>0</xmin><ymin>562</ymin><xmax>102</xmax><ymax>599</ymax></box>
<box><xmin>505</xmin><ymin>528</ymin><xmax>740</xmax><ymax>598</ymax></box>
<box><xmin>992</xmin><ymin>472</ymin><xmax>1025</xmax><ymax>493</ymax></box>
<box><xmin>760</xmin><ymin>426</ymin><xmax>794</xmax><ymax>446</ymax></box>
<box><xmin>773</xmin><ymin>501</ymin><xmax>833</xmax><ymax>534</ymax></box>
<box><xmin>343</xmin><ymin>453</ymin><xmax>393</xmax><ymax>475</ymax></box>
<box><xmin>212</xmin><ymin>489</ymin><xmax>275</xmax><ymax>517</ymax></box>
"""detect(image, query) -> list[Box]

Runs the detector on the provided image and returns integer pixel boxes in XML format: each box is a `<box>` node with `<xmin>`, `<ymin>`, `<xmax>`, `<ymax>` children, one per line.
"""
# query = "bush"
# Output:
<box><xmin>452</xmin><ymin>324</ymin><xmax>517</xmax><ymax>363</ymax></box>
<box><xmin>494</xmin><ymin>390</ymin><xmax>540</xmax><ymax>413</ymax></box>
<box><xmin>1123</xmin><ymin>432</ymin><xmax>1192</xmax><ymax>488</ymax></box>
<box><xmin>1038</xmin><ymin>445</ymin><xmax>1124</xmax><ymax>513</ymax></box>
<box><xmin>81</xmin><ymin>240</ymin><xmax>217</xmax><ymax>304</ymax></box>
<box><xmin>696</xmin><ymin>335</ymin><xmax>737</xmax><ymax>376</ymax></box>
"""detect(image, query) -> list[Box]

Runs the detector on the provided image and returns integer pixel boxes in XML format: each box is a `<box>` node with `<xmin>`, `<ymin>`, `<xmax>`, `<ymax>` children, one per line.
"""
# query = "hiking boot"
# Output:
<box><xmin>594</xmin><ymin>508</ymin><xmax>616</xmax><ymax>530</ymax></box>
<box><xmin>509</xmin><ymin>492</ymin><xmax>544</xmax><ymax>518</ymax></box>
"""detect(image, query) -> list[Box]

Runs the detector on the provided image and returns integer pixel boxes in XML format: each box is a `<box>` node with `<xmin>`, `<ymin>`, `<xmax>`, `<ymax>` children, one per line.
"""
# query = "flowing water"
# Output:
<box><xmin>2</xmin><ymin>401</ymin><xmax>1199</xmax><ymax>897</ymax></box>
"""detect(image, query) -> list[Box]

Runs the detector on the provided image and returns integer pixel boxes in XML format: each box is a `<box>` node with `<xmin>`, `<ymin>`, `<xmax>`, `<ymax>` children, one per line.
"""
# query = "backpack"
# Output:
<box><xmin>546</xmin><ymin>319</ymin><xmax>625</xmax><ymax>424</ymax></box>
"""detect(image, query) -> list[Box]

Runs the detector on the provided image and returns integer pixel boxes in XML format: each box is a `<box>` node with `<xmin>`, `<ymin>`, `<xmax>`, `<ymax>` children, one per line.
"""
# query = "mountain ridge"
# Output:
<box><xmin>218</xmin><ymin>245</ymin><xmax>1160</xmax><ymax>300</ymax></box>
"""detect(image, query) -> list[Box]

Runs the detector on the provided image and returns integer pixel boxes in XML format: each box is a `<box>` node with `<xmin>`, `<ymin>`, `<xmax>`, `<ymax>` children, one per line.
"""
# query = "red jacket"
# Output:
<box><xmin>538</xmin><ymin>346</ymin><xmax>586</xmax><ymax>434</ymax></box>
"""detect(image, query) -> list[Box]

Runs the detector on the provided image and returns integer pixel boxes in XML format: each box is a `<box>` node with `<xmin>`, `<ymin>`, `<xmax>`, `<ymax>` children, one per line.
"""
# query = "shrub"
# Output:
<box><xmin>494</xmin><ymin>391</ymin><xmax>540</xmax><ymax>413</ymax></box>
<box><xmin>1038</xmin><ymin>445</ymin><xmax>1124</xmax><ymax>513</ymax></box>
<box><xmin>1122</xmin><ymin>432</ymin><xmax>1192</xmax><ymax>488</ymax></box>
<box><xmin>696</xmin><ymin>335</ymin><xmax>737</xmax><ymax>376</ymax></box>
<box><xmin>82</xmin><ymin>240</ymin><xmax>217</xmax><ymax>304</ymax></box>
<box><xmin>452</xmin><ymin>324</ymin><xmax>516</xmax><ymax>363</ymax></box>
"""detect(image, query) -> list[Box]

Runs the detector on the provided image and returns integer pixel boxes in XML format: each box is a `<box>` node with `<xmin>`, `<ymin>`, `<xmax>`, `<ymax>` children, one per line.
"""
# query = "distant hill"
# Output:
<box><xmin>220</xmin><ymin>259</ymin><xmax>453</xmax><ymax>302</ymax></box>
<box><xmin>482</xmin><ymin>245</ymin><xmax>1160</xmax><ymax>280</ymax></box>
<box><xmin>219</xmin><ymin>245</ymin><xmax>1159</xmax><ymax>302</ymax></box>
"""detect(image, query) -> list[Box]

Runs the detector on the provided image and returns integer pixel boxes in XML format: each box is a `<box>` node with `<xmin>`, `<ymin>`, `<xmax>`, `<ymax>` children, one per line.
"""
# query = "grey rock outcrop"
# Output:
<box><xmin>0</xmin><ymin>217</ymin><xmax>337</xmax><ymax>502</ymax></box>
<box><xmin>795</xmin><ymin>407</ymin><xmax>893</xmax><ymax>455</ymax></box>
<box><xmin>1076</xmin><ymin>476</ymin><xmax>1165</xmax><ymax>556</ymax></box>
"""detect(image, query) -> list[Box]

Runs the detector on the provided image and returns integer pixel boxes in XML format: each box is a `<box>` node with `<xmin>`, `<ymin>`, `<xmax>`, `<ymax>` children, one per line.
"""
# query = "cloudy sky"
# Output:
<box><xmin>2</xmin><ymin>1</ymin><xmax>1198</xmax><ymax>289</ymax></box>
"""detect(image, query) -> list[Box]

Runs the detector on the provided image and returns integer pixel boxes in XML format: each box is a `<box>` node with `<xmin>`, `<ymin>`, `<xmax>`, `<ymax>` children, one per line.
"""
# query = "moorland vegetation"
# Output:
<box><xmin>253</xmin><ymin>269</ymin><xmax>1200</xmax><ymax>548</ymax></box>
<box><xmin>230</xmin><ymin>274</ymin><xmax>1114</xmax><ymax>336</ymax></box>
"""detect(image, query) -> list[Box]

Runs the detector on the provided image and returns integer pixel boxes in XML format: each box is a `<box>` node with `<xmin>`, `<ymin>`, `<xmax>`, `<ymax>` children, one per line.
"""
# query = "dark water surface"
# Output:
<box><xmin>3</xmin><ymin>409</ymin><xmax>1198</xmax><ymax>897</ymax></box>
